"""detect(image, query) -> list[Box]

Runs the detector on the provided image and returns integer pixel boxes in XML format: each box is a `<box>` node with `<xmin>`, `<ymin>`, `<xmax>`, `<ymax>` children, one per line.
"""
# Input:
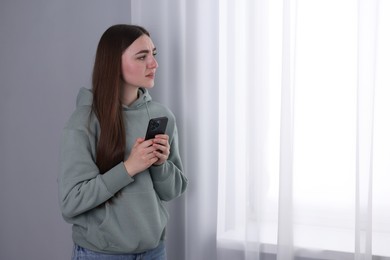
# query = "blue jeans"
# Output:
<box><xmin>72</xmin><ymin>242</ymin><xmax>166</xmax><ymax>260</ymax></box>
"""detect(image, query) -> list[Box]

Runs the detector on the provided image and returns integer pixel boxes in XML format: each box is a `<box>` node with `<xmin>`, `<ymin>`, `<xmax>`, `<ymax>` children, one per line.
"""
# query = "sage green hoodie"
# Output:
<box><xmin>58</xmin><ymin>87</ymin><xmax>187</xmax><ymax>254</ymax></box>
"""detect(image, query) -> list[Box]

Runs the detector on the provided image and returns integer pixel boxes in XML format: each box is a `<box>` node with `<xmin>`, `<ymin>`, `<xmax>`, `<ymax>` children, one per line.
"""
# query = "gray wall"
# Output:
<box><xmin>0</xmin><ymin>1</ymin><xmax>133</xmax><ymax>259</ymax></box>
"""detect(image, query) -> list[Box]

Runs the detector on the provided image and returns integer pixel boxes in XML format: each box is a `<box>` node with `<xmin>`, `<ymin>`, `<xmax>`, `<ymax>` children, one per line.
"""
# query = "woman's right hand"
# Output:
<box><xmin>124</xmin><ymin>138</ymin><xmax>158</xmax><ymax>177</ymax></box>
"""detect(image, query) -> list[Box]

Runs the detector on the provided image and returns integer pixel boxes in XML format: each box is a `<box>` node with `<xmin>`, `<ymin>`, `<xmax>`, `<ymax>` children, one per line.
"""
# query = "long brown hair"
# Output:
<box><xmin>92</xmin><ymin>24</ymin><xmax>150</xmax><ymax>173</ymax></box>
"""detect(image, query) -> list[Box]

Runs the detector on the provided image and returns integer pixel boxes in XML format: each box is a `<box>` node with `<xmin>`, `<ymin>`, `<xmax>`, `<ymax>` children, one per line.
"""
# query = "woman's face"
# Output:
<box><xmin>121</xmin><ymin>34</ymin><xmax>158</xmax><ymax>89</ymax></box>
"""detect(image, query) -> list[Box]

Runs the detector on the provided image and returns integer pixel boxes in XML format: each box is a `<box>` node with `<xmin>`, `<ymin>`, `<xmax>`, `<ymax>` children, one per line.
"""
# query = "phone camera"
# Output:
<box><xmin>150</xmin><ymin>120</ymin><xmax>160</xmax><ymax>131</ymax></box>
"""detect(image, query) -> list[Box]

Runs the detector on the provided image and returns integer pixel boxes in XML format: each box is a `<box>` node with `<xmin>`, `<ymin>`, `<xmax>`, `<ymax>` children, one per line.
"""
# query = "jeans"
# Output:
<box><xmin>72</xmin><ymin>242</ymin><xmax>166</xmax><ymax>260</ymax></box>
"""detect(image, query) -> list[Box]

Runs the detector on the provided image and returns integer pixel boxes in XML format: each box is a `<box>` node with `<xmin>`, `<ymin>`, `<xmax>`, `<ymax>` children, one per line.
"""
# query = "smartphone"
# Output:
<box><xmin>145</xmin><ymin>117</ymin><xmax>168</xmax><ymax>140</ymax></box>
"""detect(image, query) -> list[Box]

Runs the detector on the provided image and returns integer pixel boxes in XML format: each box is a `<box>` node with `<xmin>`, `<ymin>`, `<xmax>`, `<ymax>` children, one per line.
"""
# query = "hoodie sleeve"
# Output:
<box><xmin>149</xmin><ymin>125</ymin><xmax>188</xmax><ymax>201</ymax></box>
<box><xmin>58</xmin><ymin>128</ymin><xmax>134</xmax><ymax>219</ymax></box>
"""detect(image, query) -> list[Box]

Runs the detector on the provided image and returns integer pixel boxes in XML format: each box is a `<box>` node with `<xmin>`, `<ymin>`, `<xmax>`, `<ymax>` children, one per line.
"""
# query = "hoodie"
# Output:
<box><xmin>58</xmin><ymin>87</ymin><xmax>187</xmax><ymax>254</ymax></box>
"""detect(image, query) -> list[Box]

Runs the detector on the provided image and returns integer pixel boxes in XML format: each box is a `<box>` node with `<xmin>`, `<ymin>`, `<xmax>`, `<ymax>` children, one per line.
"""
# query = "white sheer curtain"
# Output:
<box><xmin>218</xmin><ymin>1</ymin><xmax>390</xmax><ymax>260</ymax></box>
<box><xmin>131</xmin><ymin>1</ymin><xmax>219</xmax><ymax>260</ymax></box>
<box><xmin>131</xmin><ymin>0</ymin><xmax>390</xmax><ymax>259</ymax></box>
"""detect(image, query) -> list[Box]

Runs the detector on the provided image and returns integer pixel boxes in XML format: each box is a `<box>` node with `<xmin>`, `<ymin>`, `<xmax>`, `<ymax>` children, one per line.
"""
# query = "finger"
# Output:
<box><xmin>144</xmin><ymin>145</ymin><xmax>159</xmax><ymax>155</ymax></box>
<box><xmin>154</xmin><ymin>148</ymin><xmax>170</xmax><ymax>161</ymax></box>
<box><xmin>153</xmin><ymin>150</ymin><xmax>168</xmax><ymax>160</ymax></box>
<box><xmin>145</xmin><ymin>153</ymin><xmax>159</xmax><ymax>162</ymax></box>
<box><xmin>133</xmin><ymin>138</ymin><xmax>145</xmax><ymax>148</ymax></box>
<box><xmin>139</xmin><ymin>139</ymin><xmax>154</xmax><ymax>148</ymax></box>
<box><xmin>153</xmin><ymin>138</ymin><xmax>170</xmax><ymax>148</ymax></box>
<box><xmin>153</xmin><ymin>143</ymin><xmax>169</xmax><ymax>154</ymax></box>
<box><xmin>151</xmin><ymin>156</ymin><xmax>159</xmax><ymax>164</ymax></box>
<box><xmin>154</xmin><ymin>134</ymin><xmax>169</xmax><ymax>141</ymax></box>
<box><xmin>139</xmin><ymin>148</ymin><xmax>158</xmax><ymax>161</ymax></box>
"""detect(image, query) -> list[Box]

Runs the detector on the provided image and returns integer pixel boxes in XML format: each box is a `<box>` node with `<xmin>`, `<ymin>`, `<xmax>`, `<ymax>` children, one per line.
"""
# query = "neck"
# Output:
<box><xmin>122</xmin><ymin>85</ymin><xmax>139</xmax><ymax>106</ymax></box>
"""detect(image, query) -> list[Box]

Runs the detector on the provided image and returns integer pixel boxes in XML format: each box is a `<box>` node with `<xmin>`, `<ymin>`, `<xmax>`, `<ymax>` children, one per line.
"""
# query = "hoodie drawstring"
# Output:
<box><xmin>144</xmin><ymin>96</ymin><xmax>152</xmax><ymax>120</ymax></box>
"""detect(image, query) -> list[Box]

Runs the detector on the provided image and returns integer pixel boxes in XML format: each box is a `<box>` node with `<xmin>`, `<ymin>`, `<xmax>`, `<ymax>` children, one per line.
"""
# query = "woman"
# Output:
<box><xmin>58</xmin><ymin>24</ymin><xmax>188</xmax><ymax>259</ymax></box>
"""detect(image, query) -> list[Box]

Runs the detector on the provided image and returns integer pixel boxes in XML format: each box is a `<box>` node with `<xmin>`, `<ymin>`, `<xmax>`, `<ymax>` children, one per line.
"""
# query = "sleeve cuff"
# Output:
<box><xmin>100</xmin><ymin>163</ymin><xmax>134</xmax><ymax>195</ymax></box>
<box><xmin>150</xmin><ymin>162</ymin><xmax>171</xmax><ymax>182</ymax></box>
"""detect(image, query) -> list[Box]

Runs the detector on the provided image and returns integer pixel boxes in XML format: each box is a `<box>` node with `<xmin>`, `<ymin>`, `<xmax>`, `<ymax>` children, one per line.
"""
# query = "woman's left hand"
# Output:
<box><xmin>152</xmin><ymin>134</ymin><xmax>170</xmax><ymax>165</ymax></box>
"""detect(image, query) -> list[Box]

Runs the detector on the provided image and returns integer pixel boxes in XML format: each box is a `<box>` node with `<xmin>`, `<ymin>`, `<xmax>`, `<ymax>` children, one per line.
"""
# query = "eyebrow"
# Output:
<box><xmin>135</xmin><ymin>48</ymin><xmax>157</xmax><ymax>55</ymax></box>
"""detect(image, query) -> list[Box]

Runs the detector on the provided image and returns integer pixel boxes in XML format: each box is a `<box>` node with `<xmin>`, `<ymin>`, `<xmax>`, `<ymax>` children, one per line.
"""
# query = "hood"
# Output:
<box><xmin>76</xmin><ymin>87</ymin><xmax>152</xmax><ymax>110</ymax></box>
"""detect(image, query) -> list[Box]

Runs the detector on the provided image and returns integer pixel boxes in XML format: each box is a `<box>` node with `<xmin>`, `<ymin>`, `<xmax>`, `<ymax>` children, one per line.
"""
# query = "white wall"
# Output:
<box><xmin>0</xmin><ymin>1</ymin><xmax>132</xmax><ymax>259</ymax></box>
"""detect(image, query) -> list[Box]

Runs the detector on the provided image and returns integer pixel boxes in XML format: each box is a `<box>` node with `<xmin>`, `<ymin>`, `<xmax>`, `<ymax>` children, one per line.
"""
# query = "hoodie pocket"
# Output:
<box><xmin>87</xmin><ymin>191</ymin><xmax>169</xmax><ymax>253</ymax></box>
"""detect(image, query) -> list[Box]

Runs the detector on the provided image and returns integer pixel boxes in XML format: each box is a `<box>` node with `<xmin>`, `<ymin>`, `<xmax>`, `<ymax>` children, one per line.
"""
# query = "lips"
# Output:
<box><xmin>146</xmin><ymin>72</ymin><xmax>155</xmax><ymax>79</ymax></box>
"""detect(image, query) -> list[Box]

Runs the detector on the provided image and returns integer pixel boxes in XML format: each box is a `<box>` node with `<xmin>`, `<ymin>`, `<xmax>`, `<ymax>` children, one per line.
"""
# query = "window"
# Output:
<box><xmin>218</xmin><ymin>0</ymin><xmax>390</xmax><ymax>258</ymax></box>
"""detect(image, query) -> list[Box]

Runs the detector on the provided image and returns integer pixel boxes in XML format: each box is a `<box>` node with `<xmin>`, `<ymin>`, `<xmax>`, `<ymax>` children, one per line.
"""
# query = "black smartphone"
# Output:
<box><xmin>145</xmin><ymin>117</ymin><xmax>168</xmax><ymax>140</ymax></box>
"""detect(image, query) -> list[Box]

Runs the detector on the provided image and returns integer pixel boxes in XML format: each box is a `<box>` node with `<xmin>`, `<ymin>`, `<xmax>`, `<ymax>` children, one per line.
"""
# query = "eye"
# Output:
<box><xmin>137</xmin><ymin>55</ymin><xmax>146</xmax><ymax>60</ymax></box>
<box><xmin>153</xmin><ymin>50</ymin><xmax>158</xmax><ymax>56</ymax></box>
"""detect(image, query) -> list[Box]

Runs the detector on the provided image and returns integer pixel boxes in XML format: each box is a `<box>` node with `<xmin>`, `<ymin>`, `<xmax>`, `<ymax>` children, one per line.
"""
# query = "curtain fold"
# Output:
<box><xmin>277</xmin><ymin>0</ymin><xmax>296</xmax><ymax>259</ymax></box>
<box><xmin>355</xmin><ymin>0</ymin><xmax>379</xmax><ymax>259</ymax></box>
<box><xmin>131</xmin><ymin>1</ymin><xmax>219</xmax><ymax>260</ymax></box>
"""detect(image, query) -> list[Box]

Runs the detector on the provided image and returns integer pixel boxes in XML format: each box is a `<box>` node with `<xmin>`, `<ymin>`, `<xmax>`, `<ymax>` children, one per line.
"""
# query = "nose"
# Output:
<box><xmin>148</xmin><ymin>56</ymin><xmax>158</xmax><ymax>69</ymax></box>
